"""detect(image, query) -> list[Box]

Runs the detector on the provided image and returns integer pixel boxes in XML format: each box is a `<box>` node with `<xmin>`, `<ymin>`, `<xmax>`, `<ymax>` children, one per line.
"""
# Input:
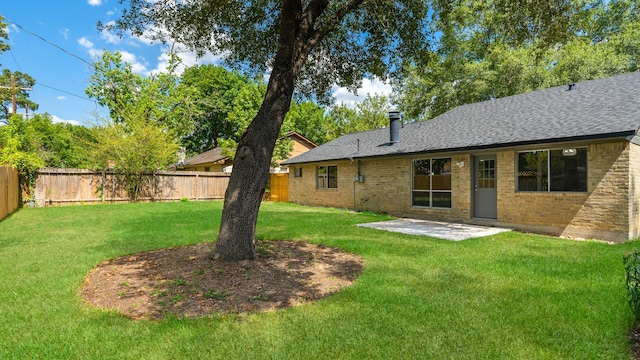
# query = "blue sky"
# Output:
<box><xmin>2</xmin><ymin>1</ymin><xmax>391</xmax><ymax>127</ymax></box>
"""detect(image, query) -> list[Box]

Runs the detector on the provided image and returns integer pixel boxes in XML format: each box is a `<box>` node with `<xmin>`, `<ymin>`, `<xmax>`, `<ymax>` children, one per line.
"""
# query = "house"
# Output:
<box><xmin>272</xmin><ymin>131</ymin><xmax>318</xmax><ymax>173</ymax></box>
<box><xmin>177</xmin><ymin>147</ymin><xmax>231</xmax><ymax>172</ymax></box>
<box><xmin>177</xmin><ymin>130</ymin><xmax>317</xmax><ymax>173</ymax></box>
<box><xmin>282</xmin><ymin>72</ymin><xmax>640</xmax><ymax>242</ymax></box>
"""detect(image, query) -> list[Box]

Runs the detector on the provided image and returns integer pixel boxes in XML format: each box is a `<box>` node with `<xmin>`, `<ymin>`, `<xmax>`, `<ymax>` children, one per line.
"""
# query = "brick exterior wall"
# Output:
<box><xmin>289</xmin><ymin>160</ymin><xmax>357</xmax><ymax>210</ymax></box>
<box><xmin>496</xmin><ymin>141</ymin><xmax>630</xmax><ymax>241</ymax></box>
<box><xmin>629</xmin><ymin>142</ymin><xmax>640</xmax><ymax>239</ymax></box>
<box><xmin>289</xmin><ymin>139</ymin><xmax>637</xmax><ymax>242</ymax></box>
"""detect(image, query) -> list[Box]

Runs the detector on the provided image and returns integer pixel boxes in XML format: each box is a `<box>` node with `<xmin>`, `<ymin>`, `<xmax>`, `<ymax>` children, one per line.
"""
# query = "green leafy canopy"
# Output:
<box><xmin>110</xmin><ymin>0</ymin><xmax>576</xmax><ymax>102</ymax></box>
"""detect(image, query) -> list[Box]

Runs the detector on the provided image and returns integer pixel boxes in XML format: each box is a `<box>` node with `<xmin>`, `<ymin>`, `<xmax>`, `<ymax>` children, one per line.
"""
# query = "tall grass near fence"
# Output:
<box><xmin>0</xmin><ymin>201</ymin><xmax>637</xmax><ymax>359</ymax></box>
<box><xmin>0</xmin><ymin>166</ymin><xmax>19</xmax><ymax>220</ymax></box>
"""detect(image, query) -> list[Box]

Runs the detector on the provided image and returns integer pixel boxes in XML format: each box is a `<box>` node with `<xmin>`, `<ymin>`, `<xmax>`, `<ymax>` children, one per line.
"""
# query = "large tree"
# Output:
<box><xmin>0</xmin><ymin>17</ymin><xmax>38</xmax><ymax>123</ymax></box>
<box><xmin>86</xmin><ymin>50</ymin><xmax>199</xmax><ymax>138</ymax></box>
<box><xmin>86</xmin><ymin>50</ymin><xmax>199</xmax><ymax>200</ymax></box>
<box><xmin>326</xmin><ymin>93</ymin><xmax>389</xmax><ymax>139</ymax></box>
<box><xmin>110</xmin><ymin>0</ymin><xmax>576</xmax><ymax>261</ymax></box>
<box><xmin>0</xmin><ymin>69</ymin><xmax>38</xmax><ymax>123</ymax></box>
<box><xmin>0</xmin><ymin>114</ymin><xmax>93</xmax><ymax>197</ymax></box>
<box><xmin>179</xmin><ymin>64</ymin><xmax>254</xmax><ymax>156</ymax></box>
<box><xmin>395</xmin><ymin>0</ymin><xmax>640</xmax><ymax>120</ymax></box>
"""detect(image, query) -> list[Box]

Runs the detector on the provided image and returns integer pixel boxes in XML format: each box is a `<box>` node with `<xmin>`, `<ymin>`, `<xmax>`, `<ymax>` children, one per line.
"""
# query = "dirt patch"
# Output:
<box><xmin>81</xmin><ymin>240</ymin><xmax>363</xmax><ymax>319</ymax></box>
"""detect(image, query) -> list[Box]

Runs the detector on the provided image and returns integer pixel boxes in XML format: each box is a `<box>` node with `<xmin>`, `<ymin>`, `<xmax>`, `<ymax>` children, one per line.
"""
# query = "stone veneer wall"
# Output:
<box><xmin>288</xmin><ymin>140</ymin><xmax>634</xmax><ymax>242</ymax></box>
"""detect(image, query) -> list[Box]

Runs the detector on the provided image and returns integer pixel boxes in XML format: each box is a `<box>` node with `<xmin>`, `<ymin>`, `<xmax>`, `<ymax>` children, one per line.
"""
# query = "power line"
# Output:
<box><xmin>1</xmin><ymin>18</ymin><xmax>95</xmax><ymax>103</ymax></box>
<box><xmin>7</xmin><ymin>48</ymin><xmax>22</xmax><ymax>72</ymax></box>
<box><xmin>4</xmin><ymin>17</ymin><xmax>93</xmax><ymax>67</ymax></box>
<box><xmin>35</xmin><ymin>82</ymin><xmax>94</xmax><ymax>102</ymax></box>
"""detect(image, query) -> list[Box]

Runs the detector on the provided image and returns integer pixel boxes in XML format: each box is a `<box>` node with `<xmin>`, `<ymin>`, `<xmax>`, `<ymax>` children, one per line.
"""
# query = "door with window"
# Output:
<box><xmin>474</xmin><ymin>155</ymin><xmax>497</xmax><ymax>219</ymax></box>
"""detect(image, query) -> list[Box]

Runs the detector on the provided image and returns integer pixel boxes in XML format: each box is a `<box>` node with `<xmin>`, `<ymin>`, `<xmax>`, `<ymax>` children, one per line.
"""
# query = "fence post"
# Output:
<box><xmin>152</xmin><ymin>171</ymin><xmax>156</xmax><ymax>202</ymax></box>
<box><xmin>101</xmin><ymin>170</ymin><xmax>105</xmax><ymax>203</ymax></box>
<box><xmin>195</xmin><ymin>173</ymin><xmax>199</xmax><ymax>201</ymax></box>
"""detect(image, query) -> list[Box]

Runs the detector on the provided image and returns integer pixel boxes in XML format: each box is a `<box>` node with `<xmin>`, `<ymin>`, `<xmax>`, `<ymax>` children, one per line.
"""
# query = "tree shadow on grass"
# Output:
<box><xmin>81</xmin><ymin>240</ymin><xmax>363</xmax><ymax>319</ymax></box>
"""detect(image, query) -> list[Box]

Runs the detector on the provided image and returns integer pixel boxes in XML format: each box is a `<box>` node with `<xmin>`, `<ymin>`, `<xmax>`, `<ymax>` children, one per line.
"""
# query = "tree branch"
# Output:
<box><xmin>306</xmin><ymin>0</ymin><xmax>367</xmax><ymax>50</ymax></box>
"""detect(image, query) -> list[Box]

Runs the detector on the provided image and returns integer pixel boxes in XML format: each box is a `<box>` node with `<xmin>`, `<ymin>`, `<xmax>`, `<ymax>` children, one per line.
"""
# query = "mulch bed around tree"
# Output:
<box><xmin>81</xmin><ymin>240</ymin><xmax>363</xmax><ymax>320</ymax></box>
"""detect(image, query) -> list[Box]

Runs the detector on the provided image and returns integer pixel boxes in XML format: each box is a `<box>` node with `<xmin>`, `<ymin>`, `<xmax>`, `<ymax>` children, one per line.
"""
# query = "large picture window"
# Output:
<box><xmin>412</xmin><ymin>158</ymin><xmax>452</xmax><ymax>208</ymax></box>
<box><xmin>517</xmin><ymin>148</ymin><xmax>587</xmax><ymax>192</ymax></box>
<box><xmin>317</xmin><ymin>165</ymin><xmax>337</xmax><ymax>189</ymax></box>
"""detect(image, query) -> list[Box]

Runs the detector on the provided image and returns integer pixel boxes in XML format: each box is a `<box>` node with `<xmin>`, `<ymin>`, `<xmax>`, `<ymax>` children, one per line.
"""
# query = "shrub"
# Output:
<box><xmin>624</xmin><ymin>250</ymin><xmax>640</xmax><ymax>320</ymax></box>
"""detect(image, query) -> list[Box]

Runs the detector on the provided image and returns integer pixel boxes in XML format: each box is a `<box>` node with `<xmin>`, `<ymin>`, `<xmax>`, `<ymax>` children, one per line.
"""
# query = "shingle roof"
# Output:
<box><xmin>283</xmin><ymin>71</ymin><xmax>640</xmax><ymax>165</ymax></box>
<box><xmin>181</xmin><ymin>147</ymin><xmax>228</xmax><ymax>167</ymax></box>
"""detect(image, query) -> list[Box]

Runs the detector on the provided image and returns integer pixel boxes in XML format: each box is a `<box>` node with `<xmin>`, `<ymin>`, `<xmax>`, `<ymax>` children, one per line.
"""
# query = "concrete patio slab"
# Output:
<box><xmin>357</xmin><ymin>218</ymin><xmax>511</xmax><ymax>241</ymax></box>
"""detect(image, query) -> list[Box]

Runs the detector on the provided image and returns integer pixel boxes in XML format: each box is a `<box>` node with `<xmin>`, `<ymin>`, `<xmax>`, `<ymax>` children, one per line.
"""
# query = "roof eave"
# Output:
<box><xmin>283</xmin><ymin>131</ymin><xmax>636</xmax><ymax>165</ymax></box>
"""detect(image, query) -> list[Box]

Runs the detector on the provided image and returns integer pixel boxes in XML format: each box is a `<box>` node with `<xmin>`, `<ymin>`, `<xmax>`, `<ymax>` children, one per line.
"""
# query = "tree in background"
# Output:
<box><xmin>0</xmin><ymin>15</ymin><xmax>9</xmax><ymax>55</ymax></box>
<box><xmin>86</xmin><ymin>51</ymin><xmax>199</xmax><ymax>139</ymax></box>
<box><xmin>86</xmin><ymin>50</ymin><xmax>199</xmax><ymax>201</ymax></box>
<box><xmin>217</xmin><ymin>81</ymin><xmax>295</xmax><ymax>166</ymax></box>
<box><xmin>282</xmin><ymin>101</ymin><xmax>329</xmax><ymax>145</ymax></box>
<box><xmin>91</xmin><ymin>115</ymin><xmax>179</xmax><ymax>201</ymax></box>
<box><xmin>395</xmin><ymin>0</ymin><xmax>640</xmax><ymax>121</ymax></box>
<box><xmin>0</xmin><ymin>114</ymin><xmax>93</xmax><ymax>199</ymax></box>
<box><xmin>0</xmin><ymin>115</ymin><xmax>44</xmax><ymax>197</ymax></box>
<box><xmin>0</xmin><ymin>17</ymin><xmax>38</xmax><ymax>124</ymax></box>
<box><xmin>179</xmin><ymin>65</ymin><xmax>253</xmax><ymax>156</ymax></box>
<box><xmin>326</xmin><ymin>94</ymin><xmax>389</xmax><ymax>140</ymax></box>
<box><xmin>0</xmin><ymin>70</ymin><xmax>38</xmax><ymax>123</ymax></box>
<box><xmin>112</xmin><ymin>0</ymin><xmax>577</xmax><ymax>261</ymax></box>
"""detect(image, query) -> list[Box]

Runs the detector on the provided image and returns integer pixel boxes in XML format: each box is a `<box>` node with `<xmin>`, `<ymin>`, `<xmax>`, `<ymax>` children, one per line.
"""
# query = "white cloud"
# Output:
<box><xmin>118</xmin><ymin>51</ymin><xmax>148</xmax><ymax>74</ymax></box>
<box><xmin>100</xmin><ymin>22</ymin><xmax>121</xmax><ymax>44</ymax></box>
<box><xmin>51</xmin><ymin>115</ymin><xmax>80</xmax><ymax>126</ymax></box>
<box><xmin>57</xmin><ymin>96</ymin><xmax>67</xmax><ymax>100</ymax></box>
<box><xmin>77</xmin><ymin>36</ymin><xmax>103</xmax><ymax>60</ymax></box>
<box><xmin>60</xmin><ymin>28</ymin><xmax>69</xmax><ymax>40</ymax></box>
<box><xmin>147</xmin><ymin>46</ymin><xmax>224</xmax><ymax>76</ymax></box>
<box><xmin>118</xmin><ymin>50</ymin><xmax>137</xmax><ymax>63</ymax></box>
<box><xmin>88</xmin><ymin>0</ymin><xmax>103</xmax><ymax>6</ymax></box>
<box><xmin>77</xmin><ymin>37</ymin><xmax>94</xmax><ymax>49</ymax></box>
<box><xmin>332</xmin><ymin>78</ymin><xmax>393</xmax><ymax>107</ymax></box>
<box><xmin>6</xmin><ymin>23</ymin><xmax>18</xmax><ymax>34</ymax></box>
<box><xmin>88</xmin><ymin>48</ymin><xmax>103</xmax><ymax>60</ymax></box>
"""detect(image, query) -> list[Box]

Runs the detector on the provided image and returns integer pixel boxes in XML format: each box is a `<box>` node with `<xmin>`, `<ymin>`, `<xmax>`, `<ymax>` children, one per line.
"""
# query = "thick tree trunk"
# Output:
<box><xmin>212</xmin><ymin>0</ymin><xmax>329</xmax><ymax>262</ymax></box>
<box><xmin>213</xmin><ymin>46</ymin><xmax>298</xmax><ymax>262</ymax></box>
<box><xmin>212</xmin><ymin>90</ymin><xmax>292</xmax><ymax>261</ymax></box>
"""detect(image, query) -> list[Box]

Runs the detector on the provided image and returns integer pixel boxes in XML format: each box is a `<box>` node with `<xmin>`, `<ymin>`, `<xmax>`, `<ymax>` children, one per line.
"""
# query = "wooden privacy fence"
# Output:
<box><xmin>34</xmin><ymin>168</ymin><xmax>231</xmax><ymax>206</ymax></box>
<box><xmin>0</xmin><ymin>166</ymin><xmax>20</xmax><ymax>220</ymax></box>
<box><xmin>269</xmin><ymin>173</ymin><xmax>289</xmax><ymax>202</ymax></box>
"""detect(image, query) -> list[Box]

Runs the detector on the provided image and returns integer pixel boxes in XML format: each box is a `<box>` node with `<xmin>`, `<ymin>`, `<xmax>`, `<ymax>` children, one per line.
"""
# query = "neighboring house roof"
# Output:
<box><xmin>180</xmin><ymin>131</ymin><xmax>317</xmax><ymax>168</ymax></box>
<box><xmin>283</xmin><ymin>71</ymin><xmax>640</xmax><ymax>165</ymax></box>
<box><xmin>181</xmin><ymin>147</ymin><xmax>228</xmax><ymax>167</ymax></box>
<box><xmin>282</xmin><ymin>130</ymin><xmax>318</xmax><ymax>148</ymax></box>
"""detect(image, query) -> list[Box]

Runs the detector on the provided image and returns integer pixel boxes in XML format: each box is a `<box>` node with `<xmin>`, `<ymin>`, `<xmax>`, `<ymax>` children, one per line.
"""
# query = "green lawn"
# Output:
<box><xmin>0</xmin><ymin>201</ymin><xmax>637</xmax><ymax>359</ymax></box>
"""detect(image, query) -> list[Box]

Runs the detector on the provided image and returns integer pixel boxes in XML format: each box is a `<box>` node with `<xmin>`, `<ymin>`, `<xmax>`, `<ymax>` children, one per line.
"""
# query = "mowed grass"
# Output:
<box><xmin>0</xmin><ymin>200</ymin><xmax>637</xmax><ymax>359</ymax></box>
